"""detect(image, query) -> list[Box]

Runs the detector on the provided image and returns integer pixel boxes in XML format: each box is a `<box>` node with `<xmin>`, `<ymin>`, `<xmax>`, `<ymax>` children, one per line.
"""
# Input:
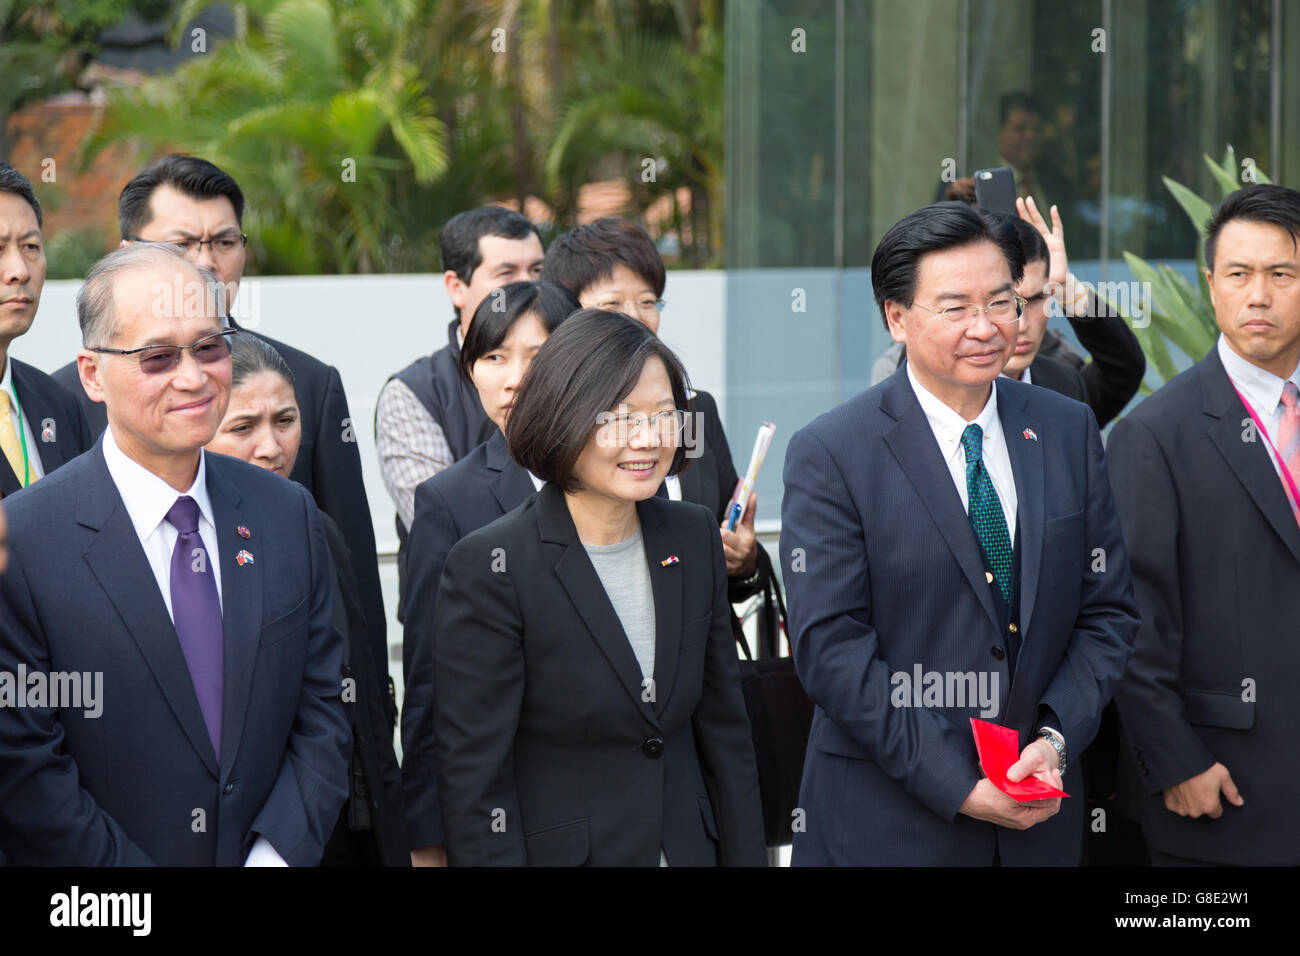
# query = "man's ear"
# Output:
<box><xmin>76</xmin><ymin>351</ymin><xmax>106</xmax><ymax>404</ymax></box>
<box><xmin>884</xmin><ymin>300</ymin><xmax>908</xmax><ymax>345</ymax></box>
<box><xmin>444</xmin><ymin>270</ymin><xmax>466</xmax><ymax>311</ymax></box>
<box><xmin>1204</xmin><ymin>269</ymin><xmax>1216</xmax><ymax>310</ymax></box>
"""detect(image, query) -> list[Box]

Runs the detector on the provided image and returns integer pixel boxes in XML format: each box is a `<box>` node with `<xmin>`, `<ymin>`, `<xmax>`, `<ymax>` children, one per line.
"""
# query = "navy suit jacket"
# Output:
<box><xmin>52</xmin><ymin>327</ymin><xmax>389</xmax><ymax>681</ymax></box>
<box><xmin>1107</xmin><ymin>346</ymin><xmax>1300</xmax><ymax>864</ymax></box>
<box><xmin>780</xmin><ymin>364</ymin><xmax>1138</xmax><ymax>865</ymax></box>
<box><xmin>0</xmin><ymin>358</ymin><xmax>92</xmax><ymax>496</ymax></box>
<box><xmin>0</xmin><ymin>441</ymin><xmax>351</xmax><ymax>865</ymax></box>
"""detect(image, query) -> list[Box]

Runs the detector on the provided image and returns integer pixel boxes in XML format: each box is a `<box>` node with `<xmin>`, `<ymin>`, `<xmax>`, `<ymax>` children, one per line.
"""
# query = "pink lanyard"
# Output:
<box><xmin>1232</xmin><ymin>383</ymin><xmax>1300</xmax><ymax>513</ymax></box>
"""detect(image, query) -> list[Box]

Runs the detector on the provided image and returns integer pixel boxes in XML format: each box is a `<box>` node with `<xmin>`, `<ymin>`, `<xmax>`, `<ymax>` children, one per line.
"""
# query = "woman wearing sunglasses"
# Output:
<box><xmin>431</xmin><ymin>309</ymin><xmax>765</xmax><ymax>866</ymax></box>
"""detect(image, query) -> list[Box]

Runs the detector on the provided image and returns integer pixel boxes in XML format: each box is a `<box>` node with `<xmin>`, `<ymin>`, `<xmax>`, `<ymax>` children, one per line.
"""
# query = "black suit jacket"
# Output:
<box><xmin>1</xmin><ymin>358</ymin><xmax>92</xmax><ymax>496</ymax></box>
<box><xmin>400</xmin><ymin>429</ymin><xmax>535</xmax><ymax>847</ymax></box>
<box><xmin>431</xmin><ymin>483</ymin><xmax>766</xmax><ymax>866</ymax></box>
<box><xmin>1058</xmin><ymin>292</ymin><xmax>1146</xmax><ymax>427</ymax></box>
<box><xmin>319</xmin><ymin>513</ymin><xmax>408</xmax><ymax>866</ymax></box>
<box><xmin>399</xmin><ymin>389</ymin><xmax>761</xmax><ymax>849</ymax></box>
<box><xmin>0</xmin><ymin>443</ymin><xmax>350</xmax><ymax>865</ymax></box>
<box><xmin>1107</xmin><ymin>346</ymin><xmax>1300</xmax><ymax>864</ymax></box>
<box><xmin>52</xmin><ymin>327</ymin><xmax>388</xmax><ymax>681</ymax></box>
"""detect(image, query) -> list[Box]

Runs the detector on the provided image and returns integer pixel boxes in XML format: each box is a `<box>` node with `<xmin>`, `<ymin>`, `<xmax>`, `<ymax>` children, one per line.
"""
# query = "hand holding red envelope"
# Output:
<box><xmin>970</xmin><ymin>718</ymin><xmax>1069</xmax><ymax>801</ymax></box>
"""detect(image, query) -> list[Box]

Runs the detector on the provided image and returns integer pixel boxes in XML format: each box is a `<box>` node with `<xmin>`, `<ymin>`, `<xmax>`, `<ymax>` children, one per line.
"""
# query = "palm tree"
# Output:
<box><xmin>80</xmin><ymin>0</ymin><xmax>448</xmax><ymax>274</ymax></box>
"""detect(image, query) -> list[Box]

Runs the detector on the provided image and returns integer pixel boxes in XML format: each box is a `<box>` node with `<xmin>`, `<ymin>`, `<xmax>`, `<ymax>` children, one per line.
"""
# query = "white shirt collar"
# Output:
<box><xmin>1217</xmin><ymin>333</ymin><xmax>1300</xmax><ymax>415</ymax></box>
<box><xmin>0</xmin><ymin>355</ymin><xmax>11</xmax><ymax>393</ymax></box>
<box><xmin>907</xmin><ymin>363</ymin><xmax>1001</xmax><ymax>459</ymax></box>
<box><xmin>102</xmin><ymin>425</ymin><xmax>217</xmax><ymax>543</ymax></box>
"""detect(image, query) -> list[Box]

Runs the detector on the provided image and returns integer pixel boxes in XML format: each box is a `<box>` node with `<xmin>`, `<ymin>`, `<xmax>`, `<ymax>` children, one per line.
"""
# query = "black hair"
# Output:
<box><xmin>438</xmin><ymin>205</ymin><xmax>541</xmax><ymax>284</ymax></box>
<box><xmin>542</xmin><ymin>217</ymin><xmax>666</xmax><ymax>299</ymax></box>
<box><xmin>871</xmin><ymin>202</ymin><xmax>1026</xmax><ymax>329</ymax></box>
<box><xmin>0</xmin><ymin>162</ymin><xmax>42</xmax><ymax>228</ymax></box>
<box><xmin>999</xmin><ymin>91</ymin><xmax>1043</xmax><ymax>127</ymax></box>
<box><xmin>230</xmin><ymin>332</ymin><xmax>295</xmax><ymax>391</ymax></box>
<box><xmin>1009</xmin><ymin>216</ymin><xmax>1049</xmax><ymax>265</ymax></box>
<box><xmin>506</xmin><ymin>309</ymin><xmax>693</xmax><ymax>491</ymax></box>
<box><xmin>459</xmin><ymin>280</ymin><xmax>580</xmax><ymax>383</ymax></box>
<box><xmin>118</xmin><ymin>154</ymin><xmax>245</xmax><ymax>240</ymax></box>
<box><xmin>1205</xmin><ymin>184</ymin><xmax>1300</xmax><ymax>271</ymax></box>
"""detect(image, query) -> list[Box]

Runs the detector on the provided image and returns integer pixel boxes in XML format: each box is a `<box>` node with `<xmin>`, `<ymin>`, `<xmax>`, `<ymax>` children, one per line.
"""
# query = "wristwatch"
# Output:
<box><xmin>1037</xmin><ymin>728</ymin><xmax>1067</xmax><ymax>776</ymax></box>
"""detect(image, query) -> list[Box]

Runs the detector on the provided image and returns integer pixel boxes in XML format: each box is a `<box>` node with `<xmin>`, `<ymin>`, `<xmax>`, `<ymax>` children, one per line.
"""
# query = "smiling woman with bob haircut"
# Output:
<box><xmin>430</xmin><ymin>308</ymin><xmax>765</xmax><ymax>866</ymax></box>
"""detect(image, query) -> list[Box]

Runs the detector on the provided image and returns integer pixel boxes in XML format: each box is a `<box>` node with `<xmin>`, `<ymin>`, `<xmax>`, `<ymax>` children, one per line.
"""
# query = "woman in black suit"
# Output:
<box><xmin>432</xmin><ymin>310</ymin><xmax>765</xmax><ymax>866</ymax></box>
<box><xmin>401</xmin><ymin>280</ymin><xmax>579</xmax><ymax>865</ymax></box>
<box><xmin>205</xmin><ymin>334</ymin><xmax>408</xmax><ymax>866</ymax></box>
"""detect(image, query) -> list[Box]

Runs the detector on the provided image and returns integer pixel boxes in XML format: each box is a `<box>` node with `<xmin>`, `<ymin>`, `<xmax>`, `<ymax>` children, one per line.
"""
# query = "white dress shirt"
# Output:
<box><xmin>0</xmin><ymin>357</ymin><xmax>46</xmax><ymax>481</ymax></box>
<box><xmin>1218</xmin><ymin>334</ymin><xmax>1300</xmax><ymax>484</ymax></box>
<box><xmin>908</xmin><ymin>364</ymin><xmax>1018</xmax><ymax>539</ymax></box>
<box><xmin>101</xmin><ymin>426</ymin><xmax>223</xmax><ymax>617</ymax></box>
<box><xmin>102</xmin><ymin>428</ymin><xmax>288</xmax><ymax>866</ymax></box>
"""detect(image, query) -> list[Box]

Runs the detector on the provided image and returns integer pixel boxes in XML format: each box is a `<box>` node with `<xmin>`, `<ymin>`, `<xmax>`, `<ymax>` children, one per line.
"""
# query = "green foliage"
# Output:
<box><xmin>1103</xmin><ymin>146</ymin><xmax>1275</xmax><ymax>384</ymax></box>
<box><xmin>76</xmin><ymin>0</ymin><xmax>723</xmax><ymax>273</ymax></box>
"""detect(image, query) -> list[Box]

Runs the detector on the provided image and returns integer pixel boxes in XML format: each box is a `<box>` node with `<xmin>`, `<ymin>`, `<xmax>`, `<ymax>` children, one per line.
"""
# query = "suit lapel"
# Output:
<box><xmin>205</xmin><ymin>457</ymin><xmax>263</xmax><ymax>772</ymax></box>
<box><xmin>997</xmin><ymin>379</ymin><xmax>1044</xmax><ymax>639</ymax></box>
<box><xmin>484</xmin><ymin>429</ymin><xmax>536</xmax><ymax>513</ymax></box>
<box><xmin>882</xmin><ymin>368</ymin><xmax>1001</xmax><ymax>633</ymax></box>
<box><xmin>11</xmin><ymin>360</ymin><xmax>68</xmax><ymax>474</ymax></box>
<box><xmin>639</xmin><ymin>502</ymin><xmax>682</xmax><ymax>717</ymax></box>
<box><xmin>1202</xmin><ymin>350</ymin><xmax>1300</xmax><ymax>564</ymax></box>
<box><xmin>77</xmin><ymin>445</ymin><xmax>219</xmax><ymax>777</ymax></box>
<box><xmin>537</xmin><ymin>484</ymin><xmax>661</xmax><ymax>728</ymax></box>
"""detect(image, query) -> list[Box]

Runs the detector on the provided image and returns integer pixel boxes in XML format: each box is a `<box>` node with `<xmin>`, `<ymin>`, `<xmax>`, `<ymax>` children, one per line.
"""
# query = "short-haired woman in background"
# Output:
<box><xmin>432</xmin><ymin>309</ymin><xmax>765</xmax><ymax>866</ymax></box>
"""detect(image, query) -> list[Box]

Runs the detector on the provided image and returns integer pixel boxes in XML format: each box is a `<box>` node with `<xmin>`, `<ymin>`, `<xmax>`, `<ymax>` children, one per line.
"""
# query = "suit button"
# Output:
<box><xmin>223</xmin><ymin>782</ymin><xmax>235</xmax><ymax>795</ymax></box>
<box><xmin>1009</xmin><ymin>623</ymin><xmax>1018</xmax><ymax>634</ymax></box>
<box><xmin>642</xmin><ymin>737</ymin><xmax>664</xmax><ymax>758</ymax></box>
<box><xmin>990</xmin><ymin>646</ymin><xmax>1005</xmax><ymax>661</ymax></box>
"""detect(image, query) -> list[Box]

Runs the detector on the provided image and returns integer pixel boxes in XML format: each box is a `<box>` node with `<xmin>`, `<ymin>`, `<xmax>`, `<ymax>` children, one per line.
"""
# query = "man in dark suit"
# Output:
<box><xmin>873</xmin><ymin>201</ymin><xmax>1145</xmax><ymax>430</ymax></box>
<box><xmin>50</xmin><ymin>155</ymin><xmax>388</xmax><ymax>683</ymax></box>
<box><xmin>1107</xmin><ymin>184</ymin><xmax>1300</xmax><ymax>866</ymax></box>
<box><xmin>781</xmin><ymin>202</ymin><xmax>1139</xmax><ymax>865</ymax></box>
<box><xmin>0</xmin><ymin>243</ymin><xmax>349</xmax><ymax>865</ymax></box>
<box><xmin>0</xmin><ymin>163</ymin><xmax>92</xmax><ymax>496</ymax></box>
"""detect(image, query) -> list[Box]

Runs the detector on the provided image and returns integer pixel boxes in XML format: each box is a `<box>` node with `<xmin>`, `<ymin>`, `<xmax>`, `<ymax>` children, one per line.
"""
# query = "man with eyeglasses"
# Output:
<box><xmin>0</xmin><ymin>163</ymin><xmax>93</xmax><ymax>500</ymax></box>
<box><xmin>0</xmin><ymin>243</ymin><xmax>349</xmax><ymax>864</ymax></box>
<box><xmin>52</xmin><ymin>155</ymin><xmax>389</xmax><ymax>692</ymax></box>
<box><xmin>781</xmin><ymin>201</ymin><xmax>1138</xmax><ymax>865</ymax></box>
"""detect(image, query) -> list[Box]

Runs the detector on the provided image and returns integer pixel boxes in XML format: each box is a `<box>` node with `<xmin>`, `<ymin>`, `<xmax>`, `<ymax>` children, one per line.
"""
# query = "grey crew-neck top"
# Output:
<box><xmin>583</xmin><ymin>524</ymin><xmax>667</xmax><ymax>866</ymax></box>
<box><xmin>583</xmin><ymin>526</ymin><xmax>656</xmax><ymax>681</ymax></box>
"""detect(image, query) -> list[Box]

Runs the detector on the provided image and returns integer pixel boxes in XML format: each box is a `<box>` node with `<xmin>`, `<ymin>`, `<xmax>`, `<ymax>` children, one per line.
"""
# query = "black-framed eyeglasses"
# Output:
<box><xmin>913</xmin><ymin>295</ymin><xmax>1028</xmax><ymax>327</ymax></box>
<box><xmin>89</xmin><ymin>329</ymin><xmax>237</xmax><ymax>375</ymax></box>
<box><xmin>125</xmin><ymin>234</ymin><xmax>248</xmax><ymax>257</ymax></box>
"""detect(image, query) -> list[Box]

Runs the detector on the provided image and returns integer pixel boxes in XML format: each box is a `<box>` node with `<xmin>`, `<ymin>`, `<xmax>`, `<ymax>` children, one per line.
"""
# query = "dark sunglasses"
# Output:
<box><xmin>89</xmin><ymin>329</ymin><xmax>237</xmax><ymax>375</ymax></box>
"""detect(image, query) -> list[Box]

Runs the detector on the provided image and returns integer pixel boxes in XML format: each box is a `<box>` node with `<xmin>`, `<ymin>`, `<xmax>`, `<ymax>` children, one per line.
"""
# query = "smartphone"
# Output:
<box><xmin>973</xmin><ymin>166</ymin><xmax>1018</xmax><ymax>216</ymax></box>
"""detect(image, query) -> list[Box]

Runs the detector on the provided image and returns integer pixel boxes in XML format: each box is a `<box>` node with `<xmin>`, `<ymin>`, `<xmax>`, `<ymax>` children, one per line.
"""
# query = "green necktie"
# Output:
<box><xmin>960</xmin><ymin>423</ymin><xmax>1012</xmax><ymax>603</ymax></box>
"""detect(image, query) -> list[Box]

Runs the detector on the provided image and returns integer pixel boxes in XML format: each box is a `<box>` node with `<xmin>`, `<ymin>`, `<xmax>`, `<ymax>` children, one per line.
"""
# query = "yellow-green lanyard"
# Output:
<box><xmin>7</xmin><ymin>382</ymin><xmax>31</xmax><ymax>487</ymax></box>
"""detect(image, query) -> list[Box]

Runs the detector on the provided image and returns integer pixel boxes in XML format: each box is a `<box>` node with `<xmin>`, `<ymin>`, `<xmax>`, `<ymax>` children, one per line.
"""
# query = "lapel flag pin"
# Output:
<box><xmin>236</xmin><ymin>549</ymin><xmax>255</xmax><ymax>567</ymax></box>
<box><xmin>236</xmin><ymin>525</ymin><xmax>251</xmax><ymax>539</ymax></box>
<box><xmin>661</xmin><ymin>555</ymin><xmax>680</xmax><ymax>567</ymax></box>
<box><xmin>1022</xmin><ymin>427</ymin><xmax>1038</xmax><ymax>442</ymax></box>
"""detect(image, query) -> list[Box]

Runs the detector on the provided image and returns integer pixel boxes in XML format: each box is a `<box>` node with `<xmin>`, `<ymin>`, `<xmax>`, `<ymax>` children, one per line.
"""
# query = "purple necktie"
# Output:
<box><xmin>166</xmin><ymin>495</ymin><xmax>224</xmax><ymax>760</ymax></box>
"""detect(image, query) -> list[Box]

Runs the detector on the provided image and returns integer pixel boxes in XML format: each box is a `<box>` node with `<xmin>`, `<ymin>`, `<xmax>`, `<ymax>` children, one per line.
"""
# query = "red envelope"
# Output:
<box><xmin>970</xmin><ymin>718</ymin><xmax>1069</xmax><ymax>801</ymax></box>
